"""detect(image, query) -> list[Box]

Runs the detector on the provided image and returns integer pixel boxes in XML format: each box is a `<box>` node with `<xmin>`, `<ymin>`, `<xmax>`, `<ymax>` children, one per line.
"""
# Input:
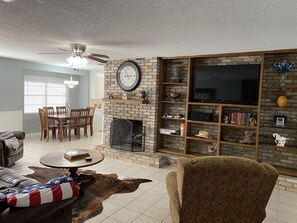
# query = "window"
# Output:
<box><xmin>24</xmin><ymin>75</ymin><xmax>68</xmax><ymax>113</ymax></box>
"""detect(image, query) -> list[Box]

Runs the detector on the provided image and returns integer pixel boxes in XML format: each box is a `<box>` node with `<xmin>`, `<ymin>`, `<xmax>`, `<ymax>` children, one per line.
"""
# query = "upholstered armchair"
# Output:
<box><xmin>166</xmin><ymin>156</ymin><xmax>278</xmax><ymax>223</ymax></box>
<box><xmin>0</xmin><ymin>131</ymin><xmax>25</xmax><ymax>167</ymax></box>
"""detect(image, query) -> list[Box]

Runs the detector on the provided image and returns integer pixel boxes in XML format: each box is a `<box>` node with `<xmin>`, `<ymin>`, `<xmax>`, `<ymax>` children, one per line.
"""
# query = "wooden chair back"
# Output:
<box><xmin>56</xmin><ymin>106</ymin><xmax>67</xmax><ymax>115</ymax></box>
<box><xmin>70</xmin><ymin>109</ymin><xmax>80</xmax><ymax>126</ymax></box>
<box><xmin>43</xmin><ymin>106</ymin><xmax>55</xmax><ymax>116</ymax></box>
<box><xmin>80</xmin><ymin>109</ymin><xmax>90</xmax><ymax>126</ymax></box>
<box><xmin>38</xmin><ymin>108</ymin><xmax>48</xmax><ymax>130</ymax></box>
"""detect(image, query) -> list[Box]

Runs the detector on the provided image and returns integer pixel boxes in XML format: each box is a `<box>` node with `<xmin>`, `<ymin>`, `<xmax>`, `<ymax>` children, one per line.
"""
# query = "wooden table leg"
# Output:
<box><xmin>59</xmin><ymin>119</ymin><xmax>63</xmax><ymax>142</ymax></box>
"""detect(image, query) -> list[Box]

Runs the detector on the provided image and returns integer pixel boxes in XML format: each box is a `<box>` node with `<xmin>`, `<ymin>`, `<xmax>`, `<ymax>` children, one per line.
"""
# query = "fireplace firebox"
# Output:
<box><xmin>109</xmin><ymin>119</ymin><xmax>145</xmax><ymax>151</ymax></box>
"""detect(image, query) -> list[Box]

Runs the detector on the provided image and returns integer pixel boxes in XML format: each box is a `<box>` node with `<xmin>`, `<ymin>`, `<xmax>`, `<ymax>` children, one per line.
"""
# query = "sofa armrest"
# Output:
<box><xmin>0</xmin><ymin>143</ymin><xmax>4</xmax><ymax>167</ymax></box>
<box><xmin>0</xmin><ymin>193</ymin><xmax>7</xmax><ymax>210</ymax></box>
<box><xmin>0</xmin><ymin>196</ymin><xmax>77</xmax><ymax>223</ymax></box>
<box><xmin>12</xmin><ymin>131</ymin><xmax>25</xmax><ymax>140</ymax></box>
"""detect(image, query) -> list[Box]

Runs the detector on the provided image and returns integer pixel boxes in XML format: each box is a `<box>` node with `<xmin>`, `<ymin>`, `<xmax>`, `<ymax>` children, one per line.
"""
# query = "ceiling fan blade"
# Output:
<box><xmin>58</xmin><ymin>47</ymin><xmax>68</xmax><ymax>52</ymax></box>
<box><xmin>89</xmin><ymin>53</ymin><xmax>110</xmax><ymax>59</ymax></box>
<box><xmin>86</xmin><ymin>55</ymin><xmax>108</xmax><ymax>63</ymax></box>
<box><xmin>38</xmin><ymin>52</ymin><xmax>68</xmax><ymax>54</ymax></box>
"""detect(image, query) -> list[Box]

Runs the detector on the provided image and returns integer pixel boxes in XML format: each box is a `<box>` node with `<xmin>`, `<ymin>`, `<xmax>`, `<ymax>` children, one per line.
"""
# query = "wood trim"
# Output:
<box><xmin>102</xmin><ymin>99</ymin><xmax>149</xmax><ymax>104</ymax></box>
<box><xmin>161</xmin><ymin>48</ymin><xmax>297</xmax><ymax>60</ymax></box>
<box><xmin>188</xmin><ymin>102</ymin><xmax>258</xmax><ymax>108</ymax></box>
<box><xmin>274</xmin><ymin>166</ymin><xmax>297</xmax><ymax>177</ymax></box>
<box><xmin>255</xmin><ymin>53</ymin><xmax>265</xmax><ymax>160</ymax></box>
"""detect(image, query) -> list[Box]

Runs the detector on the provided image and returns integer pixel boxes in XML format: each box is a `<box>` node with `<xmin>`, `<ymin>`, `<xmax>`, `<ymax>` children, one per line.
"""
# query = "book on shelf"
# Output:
<box><xmin>64</xmin><ymin>151</ymin><xmax>90</xmax><ymax>160</ymax></box>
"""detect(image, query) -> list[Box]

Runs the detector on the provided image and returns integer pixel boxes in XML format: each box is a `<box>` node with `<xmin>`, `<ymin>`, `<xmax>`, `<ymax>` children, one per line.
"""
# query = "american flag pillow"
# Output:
<box><xmin>3</xmin><ymin>176</ymin><xmax>79</xmax><ymax>207</ymax></box>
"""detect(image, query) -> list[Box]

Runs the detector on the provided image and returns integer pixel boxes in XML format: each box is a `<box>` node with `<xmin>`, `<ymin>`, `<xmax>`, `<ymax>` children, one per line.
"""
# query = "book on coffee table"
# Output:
<box><xmin>64</xmin><ymin>151</ymin><xmax>90</xmax><ymax>160</ymax></box>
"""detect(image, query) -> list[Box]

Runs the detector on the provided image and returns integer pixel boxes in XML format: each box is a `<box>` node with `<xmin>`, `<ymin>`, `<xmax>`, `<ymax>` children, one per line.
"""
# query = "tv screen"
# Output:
<box><xmin>192</xmin><ymin>64</ymin><xmax>260</xmax><ymax>105</ymax></box>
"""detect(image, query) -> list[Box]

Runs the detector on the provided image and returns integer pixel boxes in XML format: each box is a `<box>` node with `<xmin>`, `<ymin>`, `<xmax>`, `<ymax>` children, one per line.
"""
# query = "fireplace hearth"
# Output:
<box><xmin>109</xmin><ymin>119</ymin><xmax>145</xmax><ymax>152</ymax></box>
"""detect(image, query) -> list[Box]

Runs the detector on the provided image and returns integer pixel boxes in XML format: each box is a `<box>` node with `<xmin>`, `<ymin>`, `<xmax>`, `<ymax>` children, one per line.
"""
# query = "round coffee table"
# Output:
<box><xmin>40</xmin><ymin>149</ymin><xmax>104</xmax><ymax>185</ymax></box>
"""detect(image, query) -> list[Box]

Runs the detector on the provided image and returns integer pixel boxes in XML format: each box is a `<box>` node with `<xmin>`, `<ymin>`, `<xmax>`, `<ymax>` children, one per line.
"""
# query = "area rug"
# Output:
<box><xmin>25</xmin><ymin>166</ymin><xmax>152</xmax><ymax>223</ymax></box>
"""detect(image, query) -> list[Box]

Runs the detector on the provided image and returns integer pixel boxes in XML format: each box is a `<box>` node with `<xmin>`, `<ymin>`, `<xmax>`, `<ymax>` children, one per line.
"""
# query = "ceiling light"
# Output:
<box><xmin>64</xmin><ymin>75</ymin><xmax>79</xmax><ymax>88</ymax></box>
<box><xmin>66</xmin><ymin>55</ymin><xmax>89</xmax><ymax>67</ymax></box>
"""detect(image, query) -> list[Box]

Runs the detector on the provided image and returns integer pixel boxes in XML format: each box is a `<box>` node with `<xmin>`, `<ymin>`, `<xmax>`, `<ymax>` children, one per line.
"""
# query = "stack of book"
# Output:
<box><xmin>227</xmin><ymin>112</ymin><xmax>252</xmax><ymax>125</ymax></box>
<box><xmin>64</xmin><ymin>151</ymin><xmax>90</xmax><ymax>160</ymax></box>
<box><xmin>159</xmin><ymin>128</ymin><xmax>178</xmax><ymax>135</ymax></box>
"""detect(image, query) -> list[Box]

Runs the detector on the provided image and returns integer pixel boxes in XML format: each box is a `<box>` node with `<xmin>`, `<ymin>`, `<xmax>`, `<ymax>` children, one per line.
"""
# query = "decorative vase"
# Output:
<box><xmin>277</xmin><ymin>96</ymin><xmax>288</xmax><ymax>108</ymax></box>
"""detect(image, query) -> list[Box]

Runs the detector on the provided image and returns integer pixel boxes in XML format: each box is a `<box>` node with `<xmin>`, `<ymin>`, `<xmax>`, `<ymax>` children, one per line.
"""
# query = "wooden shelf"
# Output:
<box><xmin>161</xmin><ymin>117</ymin><xmax>186</xmax><ymax>121</ymax></box>
<box><xmin>162</xmin><ymin>100</ymin><xmax>186</xmax><ymax>104</ymax></box>
<box><xmin>160</xmin><ymin>133</ymin><xmax>184</xmax><ymax>138</ymax></box>
<box><xmin>158</xmin><ymin>148</ymin><xmax>208</xmax><ymax>158</ymax></box>
<box><xmin>187</xmin><ymin>120</ymin><xmax>219</xmax><ymax>125</ymax></box>
<box><xmin>158</xmin><ymin>148</ymin><xmax>186</xmax><ymax>156</ymax></box>
<box><xmin>162</xmin><ymin>82</ymin><xmax>187</xmax><ymax>86</ymax></box>
<box><xmin>274</xmin><ymin>165</ymin><xmax>297</xmax><ymax>177</ymax></box>
<box><xmin>188</xmin><ymin>102</ymin><xmax>258</xmax><ymax>108</ymax></box>
<box><xmin>260</xmin><ymin>126</ymin><xmax>297</xmax><ymax>131</ymax></box>
<box><xmin>259</xmin><ymin>143</ymin><xmax>297</xmax><ymax>151</ymax></box>
<box><xmin>221</xmin><ymin>123</ymin><xmax>257</xmax><ymax>129</ymax></box>
<box><xmin>220</xmin><ymin>140</ymin><xmax>256</xmax><ymax>148</ymax></box>
<box><xmin>102</xmin><ymin>98</ymin><xmax>149</xmax><ymax>104</ymax></box>
<box><xmin>186</xmin><ymin>136</ymin><xmax>217</xmax><ymax>143</ymax></box>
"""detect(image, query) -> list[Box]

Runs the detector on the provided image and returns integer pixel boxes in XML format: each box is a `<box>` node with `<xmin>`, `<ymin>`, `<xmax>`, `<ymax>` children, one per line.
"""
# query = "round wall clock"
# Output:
<box><xmin>116</xmin><ymin>61</ymin><xmax>141</xmax><ymax>91</ymax></box>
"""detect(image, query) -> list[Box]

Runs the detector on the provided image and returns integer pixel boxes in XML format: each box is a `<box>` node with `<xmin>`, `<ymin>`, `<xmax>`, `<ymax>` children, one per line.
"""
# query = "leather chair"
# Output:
<box><xmin>166</xmin><ymin>156</ymin><xmax>278</xmax><ymax>223</ymax></box>
<box><xmin>0</xmin><ymin>131</ymin><xmax>24</xmax><ymax>167</ymax></box>
<box><xmin>0</xmin><ymin>167</ymin><xmax>76</xmax><ymax>223</ymax></box>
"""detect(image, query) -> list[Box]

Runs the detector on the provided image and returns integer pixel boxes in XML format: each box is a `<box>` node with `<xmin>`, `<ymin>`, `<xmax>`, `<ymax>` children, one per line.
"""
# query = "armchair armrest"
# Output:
<box><xmin>166</xmin><ymin>171</ymin><xmax>181</xmax><ymax>222</ymax></box>
<box><xmin>12</xmin><ymin>131</ymin><xmax>25</xmax><ymax>140</ymax></box>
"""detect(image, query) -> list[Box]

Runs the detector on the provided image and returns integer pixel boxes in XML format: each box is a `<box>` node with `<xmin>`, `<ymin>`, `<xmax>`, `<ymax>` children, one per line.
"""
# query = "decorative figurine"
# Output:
<box><xmin>223</xmin><ymin>115</ymin><xmax>229</xmax><ymax>124</ymax></box>
<box><xmin>140</xmin><ymin>91</ymin><xmax>146</xmax><ymax>99</ymax></box>
<box><xmin>122</xmin><ymin>92</ymin><xmax>128</xmax><ymax>100</ymax></box>
<box><xmin>239</xmin><ymin>130</ymin><xmax>253</xmax><ymax>144</ymax></box>
<box><xmin>250</xmin><ymin>118</ymin><xmax>257</xmax><ymax>126</ymax></box>
<box><xmin>273</xmin><ymin>133</ymin><xmax>289</xmax><ymax>147</ymax></box>
<box><xmin>107</xmin><ymin>93</ymin><xmax>113</xmax><ymax>99</ymax></box>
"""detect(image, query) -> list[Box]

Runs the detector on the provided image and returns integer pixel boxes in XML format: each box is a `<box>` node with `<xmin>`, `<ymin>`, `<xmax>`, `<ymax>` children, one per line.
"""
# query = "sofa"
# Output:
<box><xmin>0</xmin><ymin>131</ymin><xmax>25</xmax><ymax>167</ymax></box>
<box><xmin>0</xmin><ymin>166</ymin><xmax>77</xmax><ymax>223</ymax></box>
<box><xmin>166</xmin><ymin>156</ymin><xmax>279</xmax><ymax>223</ymax></box>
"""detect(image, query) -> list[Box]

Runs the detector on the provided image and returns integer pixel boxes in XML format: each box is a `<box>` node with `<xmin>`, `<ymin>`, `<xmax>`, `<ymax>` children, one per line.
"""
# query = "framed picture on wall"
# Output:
<box><xmin>274</xmin><ymin>115</ymin><xmax>287</xmax><ymax>128</ymax></box>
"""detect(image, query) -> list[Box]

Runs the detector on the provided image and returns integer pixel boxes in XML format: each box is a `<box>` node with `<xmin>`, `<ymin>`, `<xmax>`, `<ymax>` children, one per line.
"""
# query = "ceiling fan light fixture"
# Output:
<box><xmin>64</xmin><ymin>75</ymin><xmax>79</xmax><ymax>88</ymax></box>
<box><xmin>66</xmin><ymin>55</ymin><xmax>89</xmax><ymax>67</ymax></box>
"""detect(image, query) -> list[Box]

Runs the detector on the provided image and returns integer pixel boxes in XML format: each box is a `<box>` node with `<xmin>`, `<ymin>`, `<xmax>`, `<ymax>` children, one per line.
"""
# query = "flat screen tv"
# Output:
<box><xmin>192</xmin><ymin>64</ymin><xmax>260</xmax><ymax>105</ymax></box>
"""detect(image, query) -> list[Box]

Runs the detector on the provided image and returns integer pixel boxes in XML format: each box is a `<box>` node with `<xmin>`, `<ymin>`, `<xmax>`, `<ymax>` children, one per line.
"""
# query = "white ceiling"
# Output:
<box><xmin>0</xmin><ymin>0</ymin><xmax>297</xmax><ymax>71</ymax></box>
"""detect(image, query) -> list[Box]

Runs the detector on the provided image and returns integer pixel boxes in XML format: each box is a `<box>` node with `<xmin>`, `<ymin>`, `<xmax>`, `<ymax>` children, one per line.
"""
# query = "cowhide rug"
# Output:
<box><xmin>25</xmin><ymin>166</ymin><xmax>152</xmax><ymax>223</ymax></box>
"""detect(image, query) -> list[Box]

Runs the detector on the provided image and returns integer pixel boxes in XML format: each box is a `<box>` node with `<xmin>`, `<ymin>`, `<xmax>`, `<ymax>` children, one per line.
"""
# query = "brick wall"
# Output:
<box><xmin>103</xmin><ymin>58</ymin><xmax>159</xmax><ymax>153</ymax></box>
<box><xmin>259</xmin><ymin>53</ymin><xmax>297</xmax><ymax>168</ymax></box>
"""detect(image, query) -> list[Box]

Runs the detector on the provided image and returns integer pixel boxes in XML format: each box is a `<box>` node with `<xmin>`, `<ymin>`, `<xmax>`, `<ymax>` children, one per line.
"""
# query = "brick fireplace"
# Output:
<box><xmin>96</xmin><ymin>58</ymin><xmax>167</xmax><ymax>167</ymax></box>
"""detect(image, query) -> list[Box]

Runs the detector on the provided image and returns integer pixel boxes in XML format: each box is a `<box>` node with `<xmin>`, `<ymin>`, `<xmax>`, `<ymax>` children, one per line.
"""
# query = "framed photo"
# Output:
<box><xmin>274</xmin><ymin>115</ymin><xmax>287</xmax><ymax>128</ymax></box>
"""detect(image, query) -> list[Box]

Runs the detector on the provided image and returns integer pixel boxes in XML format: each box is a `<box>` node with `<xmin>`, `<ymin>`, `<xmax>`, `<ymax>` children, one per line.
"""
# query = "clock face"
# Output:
<box><xmin>116</xmin><ymin>61</ymin><xmax>141</xmax><ymax>91</ymax></box>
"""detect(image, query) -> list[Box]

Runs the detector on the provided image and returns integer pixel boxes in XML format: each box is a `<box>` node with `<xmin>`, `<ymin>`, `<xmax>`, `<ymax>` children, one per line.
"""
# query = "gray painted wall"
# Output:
<box><xmin>0</xmin><ymin>57</ymin><xmax>90</xmax><ymax>133</ymax></box>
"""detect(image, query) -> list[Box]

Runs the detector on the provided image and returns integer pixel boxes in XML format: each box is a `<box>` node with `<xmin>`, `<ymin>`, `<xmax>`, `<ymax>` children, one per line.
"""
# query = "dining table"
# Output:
<box><xmin>47</xmin><ymin>114</ymin><xmax>71</xmax><ymax>142</ymax></box>
<box><xmin>48</xmin><ymin>114</ymin><xmax>91</xmax><ymax>142</ymax></box>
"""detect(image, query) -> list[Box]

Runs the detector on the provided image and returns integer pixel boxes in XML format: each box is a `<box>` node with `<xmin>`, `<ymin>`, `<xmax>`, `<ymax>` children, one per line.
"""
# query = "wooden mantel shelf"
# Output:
<box><xmin>102</xmin><ymin>98</ymin><xmax>149</xmax><ymax>104</ymax></box>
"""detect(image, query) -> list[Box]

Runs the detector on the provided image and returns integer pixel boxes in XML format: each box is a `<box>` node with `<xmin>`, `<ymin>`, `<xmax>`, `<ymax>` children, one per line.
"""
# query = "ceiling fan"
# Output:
<box><xmin>39</xmin><ymin>43</ymin><xmax>109</xmax><ymax>65</ymax></box>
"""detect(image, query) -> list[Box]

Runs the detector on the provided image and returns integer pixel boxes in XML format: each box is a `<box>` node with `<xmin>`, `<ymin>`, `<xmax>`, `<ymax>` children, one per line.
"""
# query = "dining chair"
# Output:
<box><xmin>56</xmin><ymin>106</ymin><xmax>68</xmax><ymax>136</ymax></box>
<box><xmin>86</xmin><ymin>107</ymin><xmax>95</xmax><ymax>136</ymax></box>
<box><xmin>38</xmin><ymin>108</ymin><xmax>58</xmax><ymax>142</ymax></box>
<box><xmin>43</xmin><ymin>106</ymin><xmax>56</xmax><ymax>125</ymax></box>
<box><xmin>68</xmin><ymin>109</ymin><xmax>80</xmax><ymax>141</ymax></box>
<box><xmin>56</xmin><ymin>106</ymin><xmax>67</xmax><ymax>115</ymax></box>
<box><xmin>80</xmin><ymin>108</ymin><xmax>90</xmax><ymax>137</ymax></box>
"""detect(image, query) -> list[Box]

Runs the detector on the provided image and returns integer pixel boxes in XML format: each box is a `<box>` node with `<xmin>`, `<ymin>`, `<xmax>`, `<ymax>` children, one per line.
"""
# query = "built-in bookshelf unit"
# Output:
<box><xmin>157</xmin><ymin>49</ymin><xmax>297</xmax><ymax>177</ymax></box>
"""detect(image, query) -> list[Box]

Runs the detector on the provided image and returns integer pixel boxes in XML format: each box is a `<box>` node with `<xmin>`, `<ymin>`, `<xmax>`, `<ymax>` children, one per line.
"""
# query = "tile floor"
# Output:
<box><xmin>10</xmin><ymin>132</ymin><xmax>297</xmax><ymax>223</ymax></box>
